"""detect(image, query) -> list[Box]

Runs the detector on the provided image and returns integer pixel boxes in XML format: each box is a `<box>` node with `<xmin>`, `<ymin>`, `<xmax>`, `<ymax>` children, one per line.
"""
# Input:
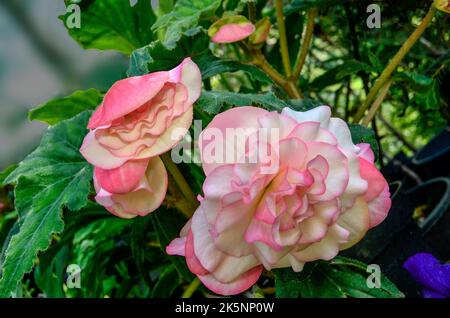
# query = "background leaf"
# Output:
<box><xmin>274</xmin><ymin>256</ymin><xmax>404</xmax><ymax>298</ymax></box>
<box><xmin>151</xmin><ymin>0</ymin><xmax>221</xmax><ymax>48</ymax></box>
<box><xmin>150</xmin><ymin>209</ymin><xmax>193</xmax><ymax>281</ymax></box>
<box><xmin>196</xmin><ymin>90</ymin><xmax>289</xmax><ymax>114</ymax></box>
<box><xmin>60</xmin><ymin>0</ymin><xmax>156</xmax><ymax>55</ymax></box>
<box><xmin>28</xmin><ymin>89</ymin><xmax>103</xmax><ymax>125</ymax></box>
<box><xmin>284</xmin><ymin>0</ymin><xmax>352</xmax><ymax>16</ymax></box>
<box><xmin>0</xmin><ymin>112</ymin><xmax>93</xmax><ymax>297</ymax></box>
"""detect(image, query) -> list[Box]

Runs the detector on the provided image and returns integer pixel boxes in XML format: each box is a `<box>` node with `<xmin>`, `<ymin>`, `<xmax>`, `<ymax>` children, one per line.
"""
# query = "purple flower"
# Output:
<box><xmin>403</xmin><ymin>253</ymin><xmax>450</xmax><ymax>298</ymax></box>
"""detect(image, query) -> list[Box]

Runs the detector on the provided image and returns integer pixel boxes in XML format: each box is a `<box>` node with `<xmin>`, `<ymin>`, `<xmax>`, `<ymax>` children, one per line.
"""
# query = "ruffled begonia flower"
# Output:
<box><xmin>80</xmin><ymin>58</ymin><xmax>201</xmax><ymax>217</ymax></box>
<box><xmin>167</xmin><ymin>106</ymin><xmax>391</xmax><ymax>295</ymax></box>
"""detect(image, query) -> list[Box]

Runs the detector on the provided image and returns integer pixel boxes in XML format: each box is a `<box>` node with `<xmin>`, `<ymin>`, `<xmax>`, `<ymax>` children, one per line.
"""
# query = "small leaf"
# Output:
<box><xmin>127</xmin><ymin>27</ymin><xmax>209</xmax><ymax>76</ymax></box>
<box><xmin>29</xmin><ymin>89</ymin><xmax>103</xmax><ymax>125</ymax></box>
<box><xmin>394</xmin><ymin>72</ymin><xmax>434</xmax><ymax>93</ymax></box>
<box><xmin>249</xmin><ymin>17</ymin><xmax>271</xmax><ymax>45</ymax></box>
<box><xmin>195</xmin><ymin>54</ymin><xmax>272</xmax><ymax>83</ymax></box>
<box><xmin>309</xmin><ymin>60</ymin><xmax>373</xmax><ymax>91</ymax></box>
<box><xmin>0</xmin><ymin>112</ymin><xmax>93</xmax><ymax>297</ymax></box>
<box><xmin>60</xmin><ymin>0</ymin><xmax>156</xmax><ymax>55</ymax></box>
<box><xmin>152</xmin><ymin>0</ymin><xmax>222</xmax><ymax>48</ymax></box>
<box><xmin>196</xmin><ymin>90</ymin><xmax>289</xmax><ymax>114</ymax></box>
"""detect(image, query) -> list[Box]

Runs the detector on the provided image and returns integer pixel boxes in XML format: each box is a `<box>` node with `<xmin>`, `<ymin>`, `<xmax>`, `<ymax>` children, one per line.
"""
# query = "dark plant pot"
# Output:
<box><xmin>405</xmin><ymin>177</ymin><xmax>450</xmax><ymax>260</ymax></box>
<box><xmin>367</xmin><ymin>178</ymin><xmax>450</xmax><ymax>297</ymax></box>
<box><xmin>411</xmin><ymin>127</ymin><xmax>450</xmax><ymax>180</ymax></box>
<box><xmin>381</xmin><ymin>152</ymin><xmax>419</xmax><ymax>190</ymax></box>
<box><xmin>372</xmin><ymin>223</ymin><xmax>433</xmax><ymax>298</ymax></box>
<box><xmin>342</xmin><ymin>181</ymin><xmax>415</xmax><ymax>263</ymax></box>
<box><xmin>342</xmin><ymin>181</ymin><xmax>437</xmax><ymax>298</ymax></box>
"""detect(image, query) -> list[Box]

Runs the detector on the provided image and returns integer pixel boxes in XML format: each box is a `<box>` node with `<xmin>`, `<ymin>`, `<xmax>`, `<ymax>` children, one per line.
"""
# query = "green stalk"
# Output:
<box><xmin>354</xmin><ymin>5</ymin><xmax>437</xmax><ymax>123</ymax></box>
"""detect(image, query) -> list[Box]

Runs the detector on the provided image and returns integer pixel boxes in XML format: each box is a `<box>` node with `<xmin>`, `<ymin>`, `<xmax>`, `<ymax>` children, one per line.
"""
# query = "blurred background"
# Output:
<box><xmin>0</xmin><ymin>0</ymin><xmax>128</xmax><ymax>170</ymax></box>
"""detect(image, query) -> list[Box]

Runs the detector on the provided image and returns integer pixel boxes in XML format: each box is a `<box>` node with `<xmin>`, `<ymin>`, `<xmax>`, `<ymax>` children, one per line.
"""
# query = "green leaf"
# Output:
<box><xmin>128</xmin><ymin>27</ymin><xmax>271</xmax><ymax>84</ymax></box>
<box><xmin>28</xmin><ymin>89</ymin><xmax>103</xmax><ymax>125</ymax></box>
<box><xmin>309</xmin><ymin>60</ymin><xmax>373</xmax><ymax>91</ymax></box>
<box><xmin>60</xmin><ymin>0</ymin><xmax>156</xmax><ymax>55</ymax></box>
<box><xmin>394</xmin><ymin>72</ymin><xmax>434</xmax><ymax>93</ymax></box>
<box><xmin>33</xmin><ymin>245</ymin><xmax>69</xmax><ymax>298</ymax></box>
<box><xmin>131</xmin><ymin>215</ymin><xmax>154</xmax><ymax>287</ymax></box>
<box><xmin>152</xmin><ymin>0</ymin><xmax>221</xmax><ymax>48</ymax></box>
<box><xmin>150</xmin><ymin>209</ymin><xmax>194</xmax><ymax>281</ymax></box>
<box><xmin>71</xmin><ymin>217</ymin><xmax>131</xmax><ymax>297</ymax></box>
<box><xmin>284</xmin><ymin>0</ymin><xmax>352</xmax><ymax>15</ymax></box>
<box><xmin>151</xmin><ymin>264</ymin><xmax>180</xmax><ymax>298</ymax></box>
<box><xmin>196</xmin><ymin>90</ymin><xmax>289</xmax><ymax>114</ymax></box>
<box><xmin>329</xmin><ymin>257</ymin><xmax>405</xmax><ymax>298</ymax></box>
<box><xmin>348</xmin><ymin>123</ymin><xmax>379</xmax><ymax>162</ymax></box>
<box><xmin>424</xmin><ymin>81</ymin><xmax>441</xmax><ymax>111</ymax></box>
<box><xmin>0</xmin><ymin>112</ymin><xmax>93</xmax><ymax>297</ymax></box>
<box><xmin>286</xmin><ymin>98</ymin><xmax>324</xmax><ymax>112</ymax></box>
<box><xmin>274</xmin><ymin>256</ymin><xmax>404</xmax><ymax>298</ymax></box>
<box><xmin>0</xmin><ymin>164</ymin><xmax>17</xmax><ymax>187</ymax></box>
<box><xmin>196</xmin><ymin>54</ymin><xmax>272</xmax><ymax>84</ymax></box>
<box><xmin>127</xmin><ymin>27</ymin><xmax>210</xmax><ymax>77</ymax></box>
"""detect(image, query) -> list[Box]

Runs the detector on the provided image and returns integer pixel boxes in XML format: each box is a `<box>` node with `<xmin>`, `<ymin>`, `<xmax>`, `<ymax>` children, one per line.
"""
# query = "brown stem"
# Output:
<box><xmin>354</xmin><ymin>5</ymin><xmax>437</xmax><ymax>123</ymax></box>
<box><xmin>362</xmin><ymin>79</ymin><xmax>392</xmax><ymax>127</ymax></box>
<box><xmin>293</xmin><ymin>8</ymin><xmax>318</xmax><ymax>80</ymax></box>
<box><xmin>161</xmin><ymin>153</ymin><xmax>198</xmax><ymax>218</ymax></box>
<box><xmin>378</xmin><ymin>114</ymin><xmax>417</xmax><ymax>153</ymax></box>
<box><xmin>275</xmin><ymin>0</ymin><xmax>292</xmax><ymax>77</ymax></box>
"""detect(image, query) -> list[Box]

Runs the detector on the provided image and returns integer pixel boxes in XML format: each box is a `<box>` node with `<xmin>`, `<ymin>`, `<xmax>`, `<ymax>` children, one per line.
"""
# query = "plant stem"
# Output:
<box><xmin>275</xmin><ymin>0</ymin><xmax>292</xmax><ymax>77</ymax></box>
<box><xmin>248</xmin><ymin>0</ymin><xmax>257</xmax><ymax>23</ymax></box>
<box><xmin>250</xmin><ymin>48</ymin><xmax>301</xmax><ymax>98</ymax></box>
<box><xmin>362</xmin><ymin>79</ymin><xmax>392</xmax><ymax>127</ymax></box>
<box><xmin>354</xmin><ymin>4</ymin><xmax>437</xmax><ymax>123</ymax></box>
<box><xmin>293</xmin><ymin>8</ymin><xmax>318</xmax><ymax>80</ymax></box>
<box><xmin>161</xmin><ymin>153</ymin><xmax>198</xmax><ymax>217</ymax></box>
<box><xmin>378</xmin><ymin>114</ymin><xmax>417</xmax><ymax>152</ymax></box>
<box><xmin>182</xmin><ymin>278</ymin><xmax>201</xmax><ymax>298</ymax></box>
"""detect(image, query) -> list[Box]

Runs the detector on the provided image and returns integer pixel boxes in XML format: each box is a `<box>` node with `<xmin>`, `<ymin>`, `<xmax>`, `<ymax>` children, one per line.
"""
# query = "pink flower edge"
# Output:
<box><xmin>94</xmin><ymin>156</ymin><xmax>168</xmax><ymax>219</ymax></box>
<box><xmin>211</xmin><ymin>23</ymin><xmax>256</xmax><ymax>43</ymax></box>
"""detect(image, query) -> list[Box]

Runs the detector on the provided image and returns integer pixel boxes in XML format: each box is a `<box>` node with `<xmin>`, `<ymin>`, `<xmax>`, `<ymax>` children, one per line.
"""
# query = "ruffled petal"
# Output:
<box><xmin>94</xmin><ymin>156</ymin><xmax>167</xmax><ymax>218</ymax></box>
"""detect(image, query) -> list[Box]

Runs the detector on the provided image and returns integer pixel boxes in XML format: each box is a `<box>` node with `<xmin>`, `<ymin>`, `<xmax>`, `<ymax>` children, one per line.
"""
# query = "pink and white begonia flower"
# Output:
<box><xmin>80</xmin><ymin>58</ymin><xmax>201</xmax><ymax>217</ymax></box>
<box><xmin>167</xmin><ymin>105</ymin><xmax>391</xmax><ymax>295</ymax></box>
<box><xmin>80</xmin><ymin>57</ymin><xmax>201</xmax><ymax>170</ymax></box>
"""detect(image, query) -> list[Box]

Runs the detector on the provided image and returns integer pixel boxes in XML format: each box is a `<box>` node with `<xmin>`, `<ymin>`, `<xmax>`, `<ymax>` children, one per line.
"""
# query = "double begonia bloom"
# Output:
<box><xmin>80</xmin><ymin>58</ymin><xmax>201</xmax><ymax>218</ymax></box>
<box><xmin>167</xmin><ymin>105</ymin><xmax>391</xmax><ymax>295</ymax></box>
